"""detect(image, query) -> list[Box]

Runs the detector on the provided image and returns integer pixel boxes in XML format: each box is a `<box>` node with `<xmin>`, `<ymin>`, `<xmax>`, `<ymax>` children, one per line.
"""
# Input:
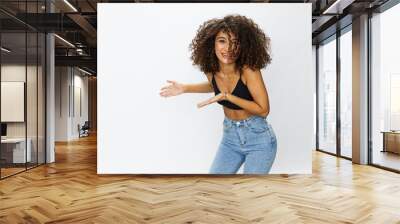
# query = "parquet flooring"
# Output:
<box><xmin>0</xmin><ymin>167</ymin><xmax>26</xmax><ymax>178</ymax></box>
<box><xmin>1</xmin><ymin>134</ymin><xmax>400</xmax><ymax>223</ymax></box>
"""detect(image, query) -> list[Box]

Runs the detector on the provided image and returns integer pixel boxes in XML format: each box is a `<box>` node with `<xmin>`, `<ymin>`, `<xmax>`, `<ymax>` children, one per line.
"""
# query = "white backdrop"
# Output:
<box><xmin>98</xmin><ymin>3</ymin><xmax>313</xmax><ymax>174</ymax></box>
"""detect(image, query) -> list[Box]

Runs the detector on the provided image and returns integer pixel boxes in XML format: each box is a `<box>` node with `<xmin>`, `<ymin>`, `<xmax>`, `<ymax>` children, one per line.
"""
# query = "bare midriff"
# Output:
<box><xmin>223</xmin><ymin>107</ymin><xmax>253</xmax><ymax>121</ymax></box>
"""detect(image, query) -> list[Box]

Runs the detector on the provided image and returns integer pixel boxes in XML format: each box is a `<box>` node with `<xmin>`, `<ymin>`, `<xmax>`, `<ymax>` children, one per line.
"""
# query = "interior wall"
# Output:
<box><xmin>55</xmin><ymin>66</ymin><xmax>89</xmax><ymax>141</ymax></box>
<box><xmin>74</xmin><ymin>69</ymin><xmax>89</xmax><ymax>138</ymax></box>
<box><xmin>55</xmin><ymin>66</ymin><xmax>70</xmax><ymax>141</ymax></box>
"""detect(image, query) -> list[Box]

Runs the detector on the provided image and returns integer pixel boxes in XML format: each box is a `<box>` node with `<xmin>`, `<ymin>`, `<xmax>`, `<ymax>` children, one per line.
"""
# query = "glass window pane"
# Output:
<box><xmin>371</xmin><ymin>3</ymin><xmax>400</xmax><ymax>171</ymax></box>
<box><xmin>1</xmin><ymin>32</ymin><xmax>27</xmax><ymax>177</ymax></box>
<box><xmin>318</xmin><ymin>37</ymin><xmax>337</xmax><ymax>154</ymax></box>
<box><xmin>340</xmin><ymin>29</ymin><xmax>352</xmax><ymax>158</ymax></box>
<box><xmin>38</xmin><ymin>32</ymin><xmax>45</xmax><ymax>165</ymax></box>
<box><xmin>27</xmin><ymin>31</ymin><xmax>38</xmax><ymax>169</ymax></box>
<box><xmin>0</xmin><ymin>1</ymin><xmax>46</xmax><ymax>179</ymax></box>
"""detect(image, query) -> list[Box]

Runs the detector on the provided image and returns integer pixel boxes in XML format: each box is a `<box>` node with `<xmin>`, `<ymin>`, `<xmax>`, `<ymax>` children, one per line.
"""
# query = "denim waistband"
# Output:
<box><xmin>224</xmin><ymin>115</ymin><xmax>267</xmax><ymax>126</ymax></box>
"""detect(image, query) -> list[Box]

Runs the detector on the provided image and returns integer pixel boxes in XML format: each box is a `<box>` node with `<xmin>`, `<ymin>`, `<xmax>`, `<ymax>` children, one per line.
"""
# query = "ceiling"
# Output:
<box><xmin>0</xmin><ymin>0</ymin><xmax>392</xmax><ymax>75</ymax></box>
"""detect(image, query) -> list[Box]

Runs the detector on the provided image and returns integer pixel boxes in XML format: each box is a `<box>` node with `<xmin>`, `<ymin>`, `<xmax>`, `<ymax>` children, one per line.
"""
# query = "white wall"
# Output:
<box><xmin>55</xmin><ymin>66</ymin><xmax>69</xmax><ymax>141</ymax></box>
<box><xmin>72</xmin><ymin>72</ymin><xmax>89</xmax><ymax>138</ymax></box>
<box><xmin>98</xmin><ymin>3</ymin><xmax>313</xmax><ymax>174</ymax></box>
<box><xmin>55</xmin><ymin>67</ymin><xmax>89</xmax><ymax>141</ymax></box>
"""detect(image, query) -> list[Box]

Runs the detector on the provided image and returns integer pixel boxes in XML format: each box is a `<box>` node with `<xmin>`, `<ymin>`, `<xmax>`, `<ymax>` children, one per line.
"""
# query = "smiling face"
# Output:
<box><xmin>214</xmin><ymin>31</ymin><xmax>240</xmax><ymax>65</ymax></box>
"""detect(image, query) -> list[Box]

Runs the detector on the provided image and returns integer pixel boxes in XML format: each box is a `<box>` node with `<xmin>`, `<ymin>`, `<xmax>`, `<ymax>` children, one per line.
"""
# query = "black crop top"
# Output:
<box><xmin>211</xmin><ymin>73</ymin><xmax>254</xmax><ymax>110</ymax></box>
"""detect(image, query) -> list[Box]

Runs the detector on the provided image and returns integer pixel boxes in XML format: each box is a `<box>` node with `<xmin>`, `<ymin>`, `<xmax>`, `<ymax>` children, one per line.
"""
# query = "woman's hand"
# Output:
<box><xmin>197</xmin><ymin>92</ymin><xmax>227</xmax><ymax>108</ymax></box>
<box><xmin>160</xmin><ymin>80</ymin><xmax>185</xmax><ymax>97</ymax></box>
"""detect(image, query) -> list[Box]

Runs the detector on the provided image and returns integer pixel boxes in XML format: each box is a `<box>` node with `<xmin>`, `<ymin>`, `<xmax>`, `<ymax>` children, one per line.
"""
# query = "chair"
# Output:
<box><xmin>79</xmin><ymin>121</ymin><xmax>90</xmax><ymax>138</ymax></box>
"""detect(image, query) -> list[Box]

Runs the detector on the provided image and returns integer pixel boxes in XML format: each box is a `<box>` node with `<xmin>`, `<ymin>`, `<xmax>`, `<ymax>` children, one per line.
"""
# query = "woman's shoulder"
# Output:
<box><xmin>242</xmin><ymin>65</ymin><xmax>259</xmax><ymax>74</ymax></box>
<box><xmin>241</xmin><ymin>66</ymin><xmax>261</xmax><ymax>83</ymax></box>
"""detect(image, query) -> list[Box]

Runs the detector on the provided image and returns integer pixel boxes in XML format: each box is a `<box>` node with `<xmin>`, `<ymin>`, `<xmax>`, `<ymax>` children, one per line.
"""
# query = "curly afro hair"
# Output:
<box><xmin>189</xmin><ymin>14</ymin><xmax>272</xmax><ymax>75</ymax></box>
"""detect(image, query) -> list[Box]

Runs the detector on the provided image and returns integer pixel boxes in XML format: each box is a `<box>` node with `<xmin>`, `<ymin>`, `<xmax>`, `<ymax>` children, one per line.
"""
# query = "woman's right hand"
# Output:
<box><xmin>159</xmin><ymin>80</ymin><xmax>185</xmax><ymax>97</ymax></box>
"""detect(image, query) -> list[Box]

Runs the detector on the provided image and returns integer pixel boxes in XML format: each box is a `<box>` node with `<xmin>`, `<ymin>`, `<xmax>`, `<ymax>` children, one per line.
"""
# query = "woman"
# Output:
<box><xmin>160</xmin><ymin>14</ymin><xmax>277</xmax><ymax>174</ymax></box>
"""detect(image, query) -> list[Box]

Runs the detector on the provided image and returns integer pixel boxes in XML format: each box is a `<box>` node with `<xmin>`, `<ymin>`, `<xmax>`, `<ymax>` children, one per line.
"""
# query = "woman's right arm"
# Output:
<box><xmin>183</xmin><ymin>82</ymin><xmax>213</xmax><ymax>93</ymax></box>
<box><xmin>185</xmin><ymin>73</ymin><xmax>213</xmax><ymax>93</ymax></box>
<box><xmin>160</xmin><ymin>73</ymin><xmax>213</xmax><ymax>97</ymax></box>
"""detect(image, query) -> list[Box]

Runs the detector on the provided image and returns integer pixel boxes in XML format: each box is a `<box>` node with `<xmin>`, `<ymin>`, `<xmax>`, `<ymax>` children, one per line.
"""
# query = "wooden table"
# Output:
<box><xmin>381</xmin><ymin>131</ymin><xmax>400</xmax><ymax>154</ymax></box>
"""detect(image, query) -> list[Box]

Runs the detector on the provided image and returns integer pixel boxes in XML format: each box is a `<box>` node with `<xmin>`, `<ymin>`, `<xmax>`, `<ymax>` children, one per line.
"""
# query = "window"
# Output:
<box><xmin>340</xmin><ymin>29</ymin><xmax>352</xmax><ymax>158</ymax></box>
<box><xmin>371</xmin><ymin>2</ymin><xmax>400</xmax><ymax>171</ymax></box>
<box><xmin>0</xmin><ymin>1</ymin><xmax>47</xmax><ymax>179</ymax></box>
<box><xmin>318</xmin><ymin>37</ymin><xmax>337</xmax><ymax>154</ymax></box>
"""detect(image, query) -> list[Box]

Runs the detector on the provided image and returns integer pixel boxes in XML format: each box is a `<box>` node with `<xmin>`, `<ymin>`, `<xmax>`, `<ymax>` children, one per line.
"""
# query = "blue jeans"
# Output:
<box><xmin>210</xmin><ymin>115</ymin><xmax>277</xmax><ymax>174</ymax></box>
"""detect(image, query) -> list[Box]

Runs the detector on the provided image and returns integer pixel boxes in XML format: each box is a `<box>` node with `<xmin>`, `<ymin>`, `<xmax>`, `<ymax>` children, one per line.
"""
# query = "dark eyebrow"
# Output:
<box><xmin>216</xmin><ymin>37</ymin><xmax>238</xmax><ymax>42</ymax></box>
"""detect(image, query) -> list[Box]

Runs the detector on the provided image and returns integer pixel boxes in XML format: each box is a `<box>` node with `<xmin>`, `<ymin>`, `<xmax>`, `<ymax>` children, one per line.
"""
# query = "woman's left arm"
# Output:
<box><xmin>226</xmin><ymin>68</ymin><xmax>270</xmax><ymax>117</ymax></box>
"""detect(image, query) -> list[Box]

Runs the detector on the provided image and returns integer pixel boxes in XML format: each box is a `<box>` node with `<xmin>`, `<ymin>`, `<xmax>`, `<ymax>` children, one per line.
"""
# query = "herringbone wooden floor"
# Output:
<box><xmin>1</xmin><ymin>134</ymin><xmax>400</xmax><ymax>224</ymax></box>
